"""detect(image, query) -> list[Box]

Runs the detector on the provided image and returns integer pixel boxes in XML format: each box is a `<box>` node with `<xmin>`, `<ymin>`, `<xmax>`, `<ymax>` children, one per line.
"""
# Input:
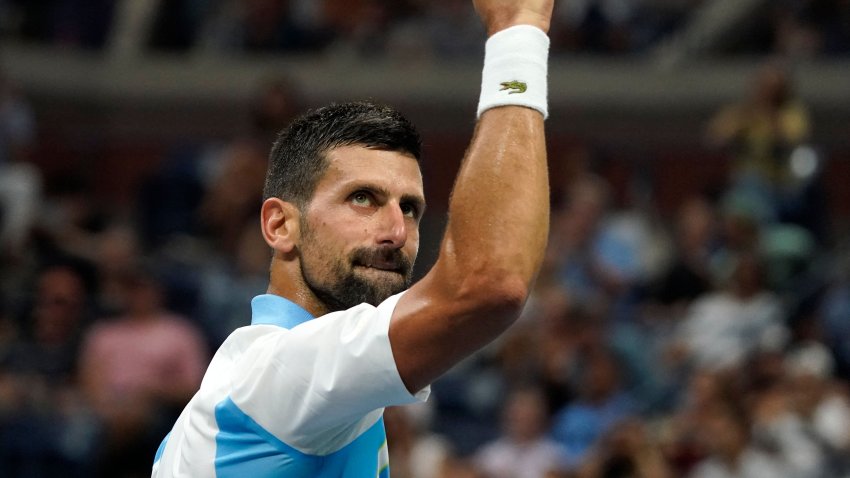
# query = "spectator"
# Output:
<box><xmin>91</xmin><ymin>222</ymin><xmax>144</xmax><ymax>316</ymax></box>
<box><xmin>78</xmin><ymin>265</ymin><xmax>207</xmax><ymax>477</ymax></box>
<box><xmin>660</xmin><ymin>370</ymin><xmax>733</xmax><ymax>476</ymax></box>
<box><xmin>771</xmin><ymin>0</ymin><xmax>850</xmax><ymax>57</ymax></box>
<box><xmin>707</xmin><ymin>64</ymin><xmax>809</xmax><ymax>183</ymax></box>
<box><xmin>196</xmin><ymin>217</ymin><xmax>276</xmax><ymax>346</ymax></box>
<box><xmin>672</xmin><ymin>253</ymin><xmax>787</xmax><ymax>371</ymax></box>
<box><xmin>197</xmin><ymin>139</ymin><xmax>267</xmax><ymax>255</ymax></box>
<box><xmin>551</xmin><ymin>346</ymin><xmax>636</xmax><ymax>469</ymax></box>
<box><xmin>549</xmin><ymin>174</ymin><xmax>643</xmax><ymax>317</ymax></box>
<box><xmin>249</xmin><ymin>77</ymin><xmax>301</xmax><ymax>145</ymax></box>
<box><xmin>576</xmin><ymin>419</ymin><xmax>672</xmax><ymax>478</ymax></box>
<box><xmin>0</xmin><ymin>71</ymin><xmax>40</xmax><ymax>259</ymax></box>
<box><xmin>748</xmin><ymin>380</ymin><xmax>825</xmax><ymax>478</ymax></box>
<box><xmin>0</xmin><ymin>261</ymin><xmax>97</xmax><ymax>477</ymax></box>
<box><xmin>652</xmin><ymin>196</ymin><xmax>719</xmax><ymax>308</ymax></box>
<box><xmin>4</xmin><ymin>262</ymin><xmax>93</xmax><ymax>384</ymax></box>
<box><xmin>474</xmin><ymin>386</ymin><xmax>569</xmax><ymax>478</ymax></box>
<box><xmin>820</xmin><ymin>254</ymin><xmax>850</xmax><ymax>378</ymax></box>
<box><xmin>783</xmin><ymin>341</ymin><xmax>850</xmax><ymax>474</ymax></box>
<box><xmin>384</xmin><ymin>401</ymin><xmax>453</xmax><ymax>478</ymax></box>
<box><xmin>35</xmin><ymin>174</ymin><xmax>114</xmax><ymax>273</ymax></box>
<box><xmin>706</xmin><ymin>62</ymin><xmax>819</xmax><ymax>233</ymax></box>
<box><xmin>688</xmin><ymin>402</ymin><xmax>787</xmax><ymax>478</ymax></box>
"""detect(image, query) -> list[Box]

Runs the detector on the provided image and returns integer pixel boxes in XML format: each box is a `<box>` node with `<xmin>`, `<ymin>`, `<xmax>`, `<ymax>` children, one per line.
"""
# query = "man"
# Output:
<box><xmin>152</xmin><ymin>0</ymin><xmax>553</xmax><ymax>475</ymax></box>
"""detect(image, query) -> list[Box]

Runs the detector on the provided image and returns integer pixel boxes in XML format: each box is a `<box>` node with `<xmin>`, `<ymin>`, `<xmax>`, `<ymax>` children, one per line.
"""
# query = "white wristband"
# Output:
<box><xmin>477</xmin><ymin>25</ymin><xmax>550</xmax><ymax>119</ymax></box>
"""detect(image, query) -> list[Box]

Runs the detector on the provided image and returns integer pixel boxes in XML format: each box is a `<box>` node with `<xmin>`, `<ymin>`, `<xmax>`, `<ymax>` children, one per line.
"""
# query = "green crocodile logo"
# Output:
<box><xmin>499</xmin><ymin>80</ymin><xmax>527</xmax><ymax>94</ymax></box>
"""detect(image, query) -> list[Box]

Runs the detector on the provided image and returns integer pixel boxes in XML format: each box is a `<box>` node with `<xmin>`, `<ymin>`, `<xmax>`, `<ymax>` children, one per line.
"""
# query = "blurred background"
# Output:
<box><xmin>1</xmin><ymin>0</ymin><xmax>849</xmax><ymax>477</ymax></box>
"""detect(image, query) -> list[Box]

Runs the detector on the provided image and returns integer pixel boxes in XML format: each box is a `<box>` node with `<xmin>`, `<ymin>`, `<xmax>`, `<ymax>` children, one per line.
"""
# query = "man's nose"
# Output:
<box><xmin>375</xmin><ymin>204</ymin><xmax>407</xmax><ymax>248</ymax></box>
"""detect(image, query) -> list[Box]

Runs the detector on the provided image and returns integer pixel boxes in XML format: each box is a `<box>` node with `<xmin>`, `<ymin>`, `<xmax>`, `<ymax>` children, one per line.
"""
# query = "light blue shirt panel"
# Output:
<box><xmin>225</xmin><ymin>295</ymin><xmax>391</xmax><ymax>476</ymax></box>
<box><xmin>214</xmin><ymin>396</ymin><xmax>390</xmax><ymax>477</ymax></box>
<box><xmin>154</xmin><ymin>432</ymin><xmax>171</xmax><ymax>464</ymax></box>
<box><xmin>250</xmin><ymin>294</ymin><xmax>315</xmax><ymax>329</ymax></box>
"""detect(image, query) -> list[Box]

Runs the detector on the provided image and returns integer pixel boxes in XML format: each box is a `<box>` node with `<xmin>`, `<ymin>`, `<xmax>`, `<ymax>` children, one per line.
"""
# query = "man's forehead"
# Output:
<box><xmin>321</xmin><ymin>145</ymin><xmax>424</xmax><ymax>192</ymax></box>
<box><xmin>324</xmin><ymin>144</ymin><xmax>420</xmax><ymax>165</ymax></box>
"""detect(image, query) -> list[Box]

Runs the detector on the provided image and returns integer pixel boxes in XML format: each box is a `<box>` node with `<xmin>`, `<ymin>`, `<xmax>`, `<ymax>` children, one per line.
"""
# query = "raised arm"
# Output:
<box><xmin>390</xmin><ymin>0</ymin><xmax>554</xmax><ymax>393</ymax></box>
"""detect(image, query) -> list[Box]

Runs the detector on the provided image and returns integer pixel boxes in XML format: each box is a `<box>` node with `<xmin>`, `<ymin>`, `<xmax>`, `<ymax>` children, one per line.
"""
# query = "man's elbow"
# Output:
<box><xmin>459</xmin><ymin>273</ymin><xmax>530</xmax><ymax>318</ymax></box>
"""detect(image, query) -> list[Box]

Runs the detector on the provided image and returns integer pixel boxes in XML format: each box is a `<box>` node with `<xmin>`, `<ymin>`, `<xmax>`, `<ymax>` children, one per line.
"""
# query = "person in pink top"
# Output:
<box><xmin>78</xmin><ymin>266</ymin><xmax>208</xmax><ymax>477</ymax></box>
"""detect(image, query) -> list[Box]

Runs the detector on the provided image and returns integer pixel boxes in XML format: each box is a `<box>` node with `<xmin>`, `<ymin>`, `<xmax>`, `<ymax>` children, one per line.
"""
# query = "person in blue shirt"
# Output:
<box><xmin>153</xmin><ymin>0</ymin><xmax>555</xmax><ymax>475</ymax></box>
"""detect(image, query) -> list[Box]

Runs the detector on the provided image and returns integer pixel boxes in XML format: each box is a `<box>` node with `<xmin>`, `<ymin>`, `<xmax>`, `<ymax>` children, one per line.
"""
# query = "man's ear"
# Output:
<box><xmin>260</xmin><ymin>198</ymin><xmax>301</xmax><ymax>254</ymax></box>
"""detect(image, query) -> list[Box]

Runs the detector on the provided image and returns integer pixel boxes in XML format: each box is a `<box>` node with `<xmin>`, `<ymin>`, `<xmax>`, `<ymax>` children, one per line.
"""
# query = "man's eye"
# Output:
<box><xmin>400</xmin><ymin>203</ymin><xmax>417</xmax><ymax>218</ymax></box>
<box><xmin>351</xmin><ymin>192</ymin><xmax>372</xmax><ymax>207</ymax></box>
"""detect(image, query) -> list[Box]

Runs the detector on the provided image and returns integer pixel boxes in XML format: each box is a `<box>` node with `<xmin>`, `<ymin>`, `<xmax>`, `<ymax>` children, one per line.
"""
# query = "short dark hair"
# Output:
<box><xmin>263</xmin><ymin>101</ymin><xmax>422</xmax><ymax>207</ymax></box>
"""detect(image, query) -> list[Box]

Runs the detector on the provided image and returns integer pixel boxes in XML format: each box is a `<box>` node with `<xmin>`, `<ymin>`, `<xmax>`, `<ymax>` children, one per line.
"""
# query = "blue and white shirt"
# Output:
<box><xmin>152</xmin><ymin>292</ymin><xmax>429</xmax><ymax>477</ymax></box>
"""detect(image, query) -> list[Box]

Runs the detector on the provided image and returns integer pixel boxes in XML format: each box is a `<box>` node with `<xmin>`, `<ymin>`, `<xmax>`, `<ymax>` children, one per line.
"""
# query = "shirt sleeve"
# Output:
<box><xmin>228</xmin><ymin>291</ymin><xmax>430</xmax><ymax>454</ymax></box>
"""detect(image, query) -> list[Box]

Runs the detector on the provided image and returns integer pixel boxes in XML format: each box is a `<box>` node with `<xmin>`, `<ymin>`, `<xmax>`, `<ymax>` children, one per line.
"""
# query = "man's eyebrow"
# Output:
<box><xmin>349</xmin><ymin>182</ymin><xmax>389</xmax><ymax>197</ymax></box>
<box><xmin>401</xmin><ymin>193</ymin><xmax>427</xmax><ymax>213</ymax></box>
<box><xmin>352</xmin><ymin>183</ymin><xmax>426</xmax><ymax>211</ymax></box>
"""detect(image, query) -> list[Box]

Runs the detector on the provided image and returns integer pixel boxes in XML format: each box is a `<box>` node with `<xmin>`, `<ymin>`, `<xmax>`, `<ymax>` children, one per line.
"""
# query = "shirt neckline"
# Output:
<box><xmin>250</xmin><ymin>294</ymin><xmax>315</xmax><ymax>329</ymax></box>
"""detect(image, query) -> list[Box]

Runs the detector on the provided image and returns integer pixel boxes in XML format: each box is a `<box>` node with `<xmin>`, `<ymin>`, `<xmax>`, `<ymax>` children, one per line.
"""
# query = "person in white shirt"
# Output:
<box><xmin>152</xmin><ymin>0</ymin><xmax>555</xmax><ymax>476</ymax></box>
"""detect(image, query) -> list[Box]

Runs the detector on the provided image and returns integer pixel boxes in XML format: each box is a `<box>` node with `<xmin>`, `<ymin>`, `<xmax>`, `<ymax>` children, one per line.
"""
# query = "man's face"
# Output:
<box><xmin>298</xmin><ymin>145</ymin><xmax>425</xmax><ymax>312</ymax></box>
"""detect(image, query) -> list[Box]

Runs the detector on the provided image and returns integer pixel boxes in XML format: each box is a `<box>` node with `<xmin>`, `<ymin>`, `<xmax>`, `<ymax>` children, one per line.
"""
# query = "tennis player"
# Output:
<box><xmin>152</xmin><ymin>0</ymin><xmax>553</xmax><ymax>475</ymax></box>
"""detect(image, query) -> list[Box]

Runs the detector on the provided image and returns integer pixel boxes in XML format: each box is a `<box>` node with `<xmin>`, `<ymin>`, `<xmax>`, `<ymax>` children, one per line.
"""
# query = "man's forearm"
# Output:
<box><xmin>389</xmin><ymin>2</ymin><xmax>553</xmax><ymax>392</ymax></box>
<box><xmin>443</xmin><ymin>105</ymin><xmax>548</xmax><ymax>294</ymax></box>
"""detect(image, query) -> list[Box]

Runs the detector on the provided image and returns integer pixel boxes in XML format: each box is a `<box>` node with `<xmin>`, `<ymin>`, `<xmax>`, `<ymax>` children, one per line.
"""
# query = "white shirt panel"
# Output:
<box><xmin>229</xmin><ymin>292</ymin><xmax>428</xmax><ymax>455</ymax></box>
<box><xmin>154</xmin><ymin>329</ymin><xmax>262</xmax><ymax>478</ymax></box>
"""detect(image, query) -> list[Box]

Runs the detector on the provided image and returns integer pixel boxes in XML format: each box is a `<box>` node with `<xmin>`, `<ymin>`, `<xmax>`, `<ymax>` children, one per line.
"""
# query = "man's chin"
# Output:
<box><xmin>352</xmin><ymin>267</ymin><xmax>407</xmax><ymax>298</ymax></box>
<box><xmin>302</xmin><ymin>255</ymin><xmax>413</xmax><ymax>311</ymax></box>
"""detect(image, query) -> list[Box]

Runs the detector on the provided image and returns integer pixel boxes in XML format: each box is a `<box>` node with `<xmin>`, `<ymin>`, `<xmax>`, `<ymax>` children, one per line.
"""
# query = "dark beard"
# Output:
<box><xmin>301</xmin><ymin>246</ymin><xmax>413</xmax><ymax>312</ymax></box>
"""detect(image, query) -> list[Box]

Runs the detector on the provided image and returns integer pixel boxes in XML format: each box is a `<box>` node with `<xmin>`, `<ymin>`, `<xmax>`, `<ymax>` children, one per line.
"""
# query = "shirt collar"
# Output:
<box><xmin>250</xmin><ymin>294</ymin><xmax>315</xmax><ymax>329</ymax></box>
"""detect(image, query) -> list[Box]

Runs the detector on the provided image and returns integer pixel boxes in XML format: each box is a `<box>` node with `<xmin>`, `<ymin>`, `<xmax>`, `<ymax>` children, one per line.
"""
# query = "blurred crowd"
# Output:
<box><xmin>2</xmin><ymin>12</ymin><xmax>850</xmax><ymax>478</ymax></box>
<box><xmin>2</xmin><ymin>0</ymin><xmax>850</xmax><ymax>57</ymax></box>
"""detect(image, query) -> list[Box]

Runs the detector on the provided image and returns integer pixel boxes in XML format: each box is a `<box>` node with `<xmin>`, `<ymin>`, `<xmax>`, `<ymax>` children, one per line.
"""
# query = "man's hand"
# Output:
<box><xmin>473</xmin><ymin>0</ymin><xmax>554</xmax><ymax>35</ymax></box>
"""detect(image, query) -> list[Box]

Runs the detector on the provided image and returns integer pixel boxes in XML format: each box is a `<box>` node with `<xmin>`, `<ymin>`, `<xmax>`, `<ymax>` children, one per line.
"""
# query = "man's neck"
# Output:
<box><xmin>268</xmin><ymin>263</ymin><xmax>329</xmax><ymax>317</ymax></box>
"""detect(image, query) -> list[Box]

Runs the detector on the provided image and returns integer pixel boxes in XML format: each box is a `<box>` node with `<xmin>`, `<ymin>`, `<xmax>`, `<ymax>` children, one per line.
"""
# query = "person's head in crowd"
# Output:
<box><xmin>200</xmin><ymin>140</ymin><xmax>268</xmax><ymax>254</ymax></box>
<box><xmin>683</xmin><ymin>369</ymin><xmax>726</xmax><ymax>411</ymax></box>
<box><xmin>96</xmin><ymin>222</ymin><xmax>141</xmax><ymax>274</ymax></box>
<box><xmin>729</xmin><ymin>252</ymin><xmax>767</xmax><ymax>299</ymax></box>
<box><xmin>93</xmin><ymin>222</ymin><xmax>143</xmax><ymax>313</ymax></box>
<box><xmin>31</xmin><ymin>262</ymin><xmax>92</xmax><ymax>345</ymax></box>
<box><xmin>590</xmin><ymin>419</ymin><xmax>666</xmax><ymax>478</ymax></box>
<box><xmin>746</xmin><ymin>348</ymin><xmax>788</xmax><ymax>393</ymax></box>
<box><xmin>116</xmin><ymin>264</ymin><xmax>167</xmax><ymax>319</ymax></box>
<box><xmin>718</xmin><ymin>189</ymin><xmax>770</xmax><ymax>246</ymax></box>
<box><xmin>234</xmin><ymin>216</ymin><xmax>274</xmax><ymax>277</ymax></box>
<box><xmin>720</xmin><ymin>213</ymin><xmax>761</xmax><ymax>256</ymax></box>
<box><xmin>559</xmin><ymin>175</ymin><xmax>610</xmax><ymax>247</ymax></box>
<box><xmin>251</xmin><ymin>77</ymin><xmax>300</xmax><ymax>142</ymax></box>
<box><xmin>698</xmin><ymin>402</ymin><xmax>752</xmax><ymax>463</ymax></box>
<box><xmin>750</xmin><ymin>61</ymin><xmax>794</xmax><ymax>110</ymax></box>
<box><xmin>0</xmin><ymin>66</ymin><xmax>35</xmax><ymax>166</ymax></box>
<box><xmin>784</xmin><ymin>341</ymin><xmax>836</xmax><ymax>411</ymax></box>
<box><xmin>502</xmin><ymin>386</ymin><xmax>552</xmax><ymax>444</ymax></box>
<box><xmin>575</xmin><ymin>346</ymin><xmax>625</xmax><ymax>405</ymax></box>
<box><xmin>675</xmin><ymin>196</ymin><xmax>717</xmax><ymax>256</ymax></box>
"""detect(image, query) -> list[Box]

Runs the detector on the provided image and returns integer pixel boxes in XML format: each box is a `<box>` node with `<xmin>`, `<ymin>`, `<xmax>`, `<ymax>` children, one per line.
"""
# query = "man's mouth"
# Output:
<box><xmin>355</xmin><ymin>261</ymin><xmax>402</xmax><ymax>274</ymax></box>
<box><xmin>351</xmin><ymin>248</ymin><xmax>410</xmax><ymax>276</ymax></box>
